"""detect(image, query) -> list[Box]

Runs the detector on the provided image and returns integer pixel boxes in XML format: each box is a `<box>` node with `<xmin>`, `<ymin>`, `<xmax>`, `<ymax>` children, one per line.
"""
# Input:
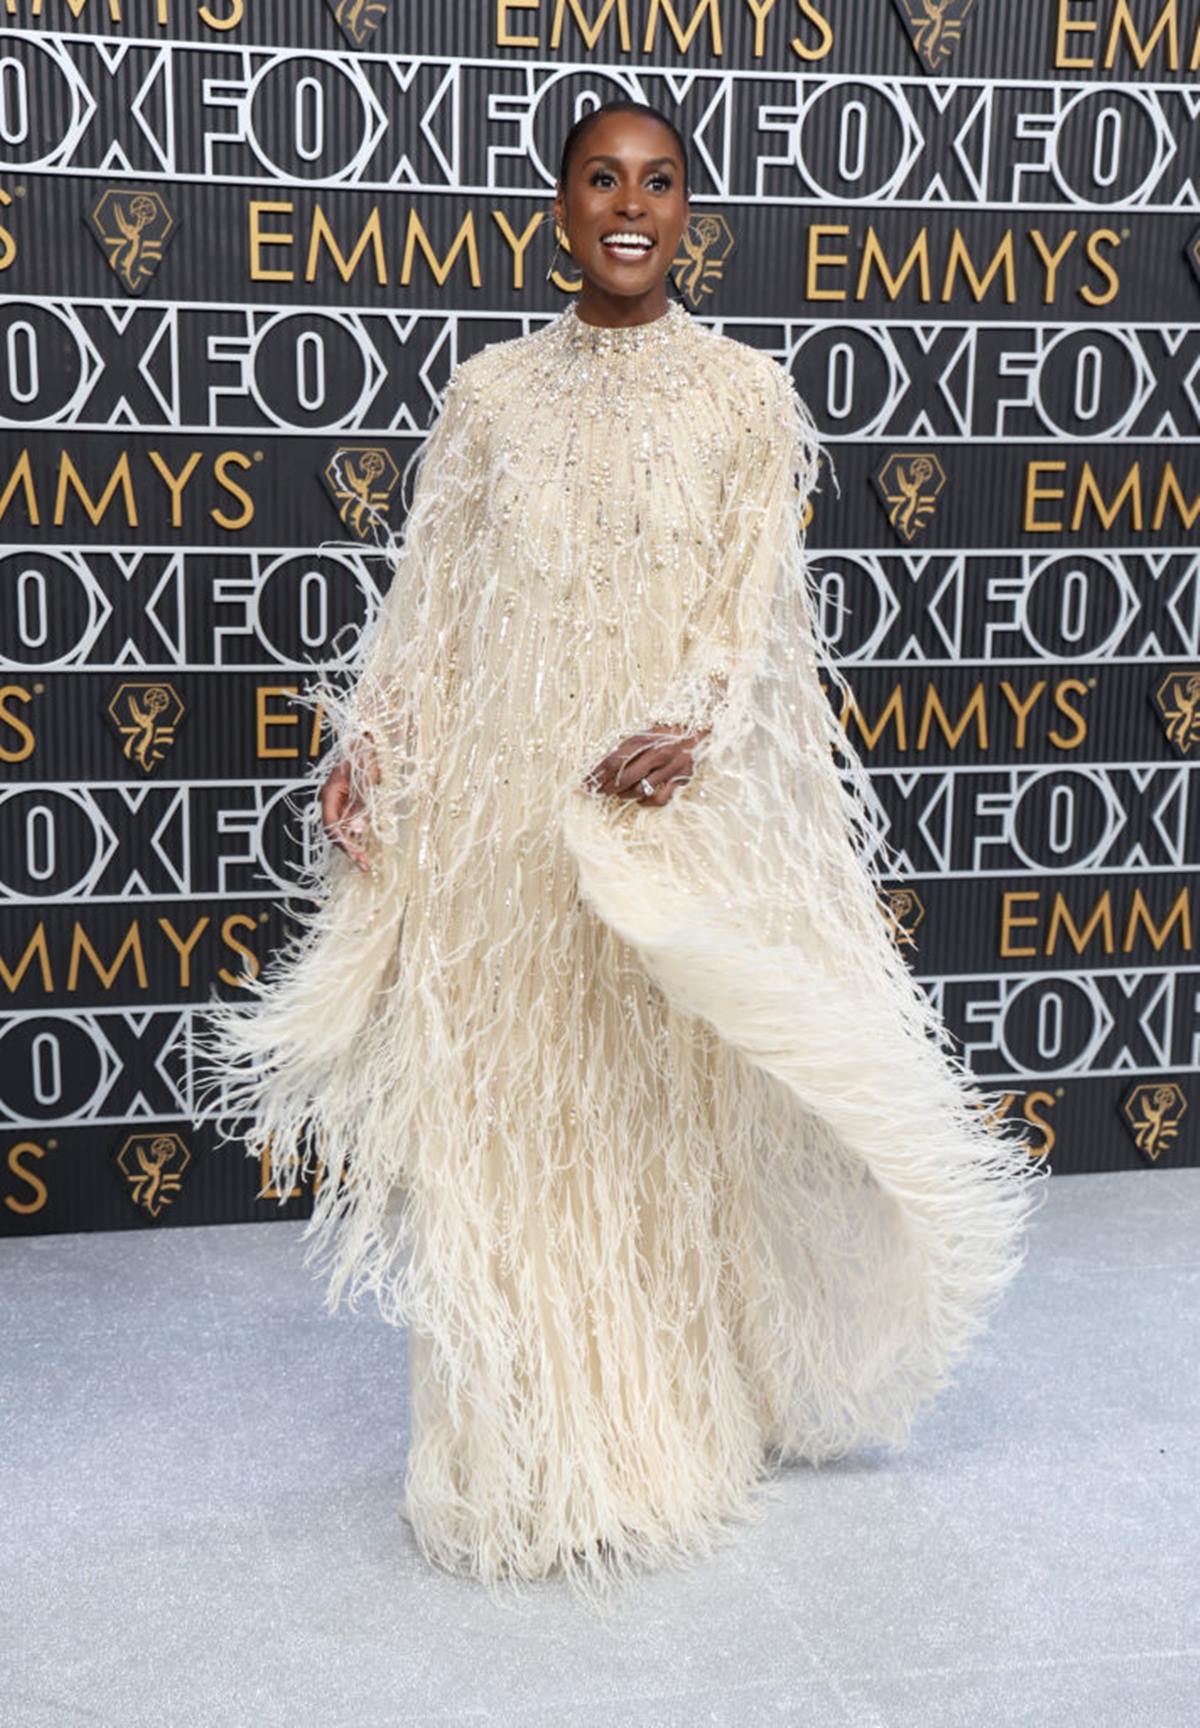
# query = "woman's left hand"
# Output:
<box><xmin>581</xmin><ymin>721</ymin><xmax>710</xmax><ymax>807</ymax></box>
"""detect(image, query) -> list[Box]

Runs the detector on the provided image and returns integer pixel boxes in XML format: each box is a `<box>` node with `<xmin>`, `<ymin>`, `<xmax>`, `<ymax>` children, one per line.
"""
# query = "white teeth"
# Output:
<box><xmin>601</xmin><ymin>234</ymin><xmax>653</xmax><ymax>249</ymax></box>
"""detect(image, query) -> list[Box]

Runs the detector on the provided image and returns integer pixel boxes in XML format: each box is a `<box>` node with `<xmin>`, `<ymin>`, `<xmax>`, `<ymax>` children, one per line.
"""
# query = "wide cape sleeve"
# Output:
<box><xmin>558</xmin><ymin>356</ymin><xmax>1049</xmax><ymax>1461</ymax></box>
<box><xmin>194</xmin><ymin>364</ymin><xmax>484</xmax><ymax>1235</ymax></box>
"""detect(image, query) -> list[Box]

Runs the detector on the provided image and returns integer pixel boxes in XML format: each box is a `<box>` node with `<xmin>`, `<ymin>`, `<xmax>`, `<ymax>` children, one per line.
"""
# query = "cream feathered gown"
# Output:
<box><xmin>202</xmin><ymin>299</ymin><xmax>1047</xmax><ymax>1609</ymax></box>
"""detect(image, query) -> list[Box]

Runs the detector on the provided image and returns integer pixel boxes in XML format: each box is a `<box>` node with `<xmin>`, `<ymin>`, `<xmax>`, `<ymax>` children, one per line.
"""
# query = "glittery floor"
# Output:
<box><xmin>2</xmin><ymin>1167</ymin><xmax>1196</xmax><ymax>1728</ymax></box>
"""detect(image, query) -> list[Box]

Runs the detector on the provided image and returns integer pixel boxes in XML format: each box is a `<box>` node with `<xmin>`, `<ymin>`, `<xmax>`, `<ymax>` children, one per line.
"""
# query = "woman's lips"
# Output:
<box><xmin>600</xmin><ymin>235</ymin><xmax>657</xmax><ymax>262</ymax></box>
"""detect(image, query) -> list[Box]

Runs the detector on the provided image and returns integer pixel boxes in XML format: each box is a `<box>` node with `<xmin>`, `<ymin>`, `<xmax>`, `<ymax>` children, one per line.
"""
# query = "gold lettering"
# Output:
<box><xmin>642</xmin><ymin>0</ymin><xmax>722</xmax><ymax>54</ymax></box>
<box><xmin>66</xmin><ymin>922</ymin><xmax>148</xmax><ymax>993</ymax></box>
<box><xmin>857</xmin><ymin>227</ymin><xmax>931</xmax><ymax>303</ymax></box>
<box><xmin>998</xmin><ymin>680</ymin><xmax>1047</xmax><ymax>749</ymax></box>
<box><xmin>791</xmin><ymin>0</ymin><xmax>833</xmax><ymax>59</ymax></box>
<box><xmin>158</xmin><ymin>916</ymin><xmax>211</xmax><ymax>988</ymax></box>
<box><xmin>256</xmin><ymin>685</ymin><xmax>300</xmax><ymax>759</ymax></box>
<box><xmin>1056</xmin><ymin>0</ymin><xmax>1197</xmax><ymax>69</ymax></box>
<box><xmin>1028</xmin><ymin>229</ymin><xmax>1077</xmax><ymax>306</ymax></box>
<box><xmin>0</xmin><ymin>184</ymin><xmax>15</xmax><ymax>272</ymax></box>
<box><xmin>1026</xmin><ymin>460</ymin><xmax>1195</xmax><ymax>537</ymax></box>
<box><xmin>917</xmin><ymin>684</ymin><xmax>988</xmax><ymax>751</ymax></box>
<box><xmin>1000</xmin><ymin>890</ymin><xmax>1040</xmax><ymax>959</ymax></box>
<box><xmin>1055</xmin><ymin>0</ymin><xmax>1098</xmax><ymax>67</ymax></box>
<box><xmin>497</xmin><ymin>0</ymin><xmax>540</xmax><ymax>45</ymax></box>
<box><xmin>1049</xmin><ymin>679</ymin><xmax>1089</xmax><ymax>749</ymax></box>
<box><xmin>260</xmin><ymin>1136</ymin><xmax>327</xmax><ymax>1200</ymax></box>
<box><xmin>0</xmin><ymin>449</ymin><xmax>39</xmax><ymax>526</ymax></box>
<box><xmin>1072</xmin><ymin>461</ymin><xmax>1143</xmax><ymax>532</ymax></box>
<box><xmin>549</xmin><ymin>0</ymin><xmax>632</xmax><ymax>50</ymax></box>
<box><xmin>23</xmin><ymin>0</ymin><xmax>254</xmax><ymax>17</ymax></box>
<box><xmin>1124</xmin><ymin>887</ymin><xmax>1192</xmax><ymax>953</ymax></box>
<box><xmin>1081</xmin><ymin>229</ymin><xmax>1121</xmax><ymax>307</ymax></box>
<box><xmin>53</xmin><ymin>452</ymin><xmax>137</xmax><ymax>528</ymax></box>
<box><xmin>982</xmin><ymin>1090</ymin><xmax>1055</xmax><ymax>1157</ymax></box>
<box><xmin>249</xmin><ymin>200</ymin><xmax>294</xmax><ymax>282</ymax></box>
<box><xmin>1104</xmin><ymin>0</ymin><xmax>1179</xmax><ymax>68</ymax></box>
<box><xmin>400</xmin><ymin>209</ymin><xmax>482</xmax><ymax>288</ymax></box>
<box><xmin>0</xmin><ymin>925</ymin><xmax>52</xmax><ymax>993</ymax></box>
<box><xmin>304</xmin><ymin>205</ymin><xmax>387</xmax><ymax>285</ymax></box>
<box><xmin>212</xmin><ymin>451</ymin><xmax>255</xmax><ymax>531</ymax></box>
<box><xmin>494</xmin><ymin>209</ymin><xmax>546</xmax><ymax>288</ymax></box>
<box><xmin>1045</xmin><ymin>890</ymin><xmax>1114</xmax><ymax>957</ymax></box>
<box><xmin>4</xmin><ymin>1140</ymin><xmax>48</xmax><ymax>1216</ymax></box>
<box><xmin>806</xmin><ymin>224</ymin><xmax>848</xmax><ymax>301</ymax></box>
<box><xmin>42</xmin><ymin>0</ymin><xmax>125</xmax><ymax>17</ymax></box>
<box><xmin>199</xmin><ymin>0</ymin><xmax>244</xmax><ymax>26</ymax></box>
<box><xmin>1152</xmin><ymin>463</ymin><xmax>1200</xmax><ymax>532</ymax></box>
<box><xmin>745</xmin><ymin>0</ymin><xmax>773</xmax><ymax>54</ymax></box>
<box><xmin>0</xmin><ymin>685</ymin><xmax>35</xmax><ymax>762</ymax></box>
<box><xmin>146</xmin><ymin>450</ymin><xmax>203</xmax><ymax>528</ymax></box>
<box><xmin>219</xmin><ymin>913</ymin><xmax>261</xmax><ymax>987</ymax></box>
<box><xmin>941</xmin><ymin>230</ymin><xmax>1016</xmax><ymax>304</ymax></box>
<box><xmin>261</xmin><ymin>1138</ymin><xmax>299</xmax><ymax>1201</ymax></box>
<box><xmin>843</xmin><ymin>685</ymin><xmax>906</xmax><ymax>751</ymax></box>
<box><xmin>1023</xmin><ymin>1090</ymin><xmax>1057</xmax><ymax>1155</ymax></box>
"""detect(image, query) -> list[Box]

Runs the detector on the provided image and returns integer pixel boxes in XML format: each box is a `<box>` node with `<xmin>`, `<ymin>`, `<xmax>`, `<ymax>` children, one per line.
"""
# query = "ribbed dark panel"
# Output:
<box><xmin>0</xmin><ymin>0</ymin><xmax>1195</xmax><ymax>1237</ymax></box>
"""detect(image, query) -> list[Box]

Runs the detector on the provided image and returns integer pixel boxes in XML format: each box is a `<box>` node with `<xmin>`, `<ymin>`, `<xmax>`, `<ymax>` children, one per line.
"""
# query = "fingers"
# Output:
<box><xmin>584</xmin><ymin>732</ymin><xmax>674</xmax><ymax>798</ymax></box>
<box><xmin>649</xmin><ymin>772</ymin><xmax>690</xmax><ymax>806</ymax></box>
<box><xmin>582</xmin><ymin>743</ymin><xmax>697</xmax><ymax>806</ymax></box>
<box><xmin>578</xmin><ymin>725</ymin><xmax>709</xmax><ymax>806</ymax></box>
<box><xmin>350</xmin><ymin>731</ymin><xmax>383</xmax><ymax>784</ymax></box>
<box><xmin>638</xmin><ymin>767</ymin><xmax>691</xmax><ymax>806</ymax></box>
<box><xmin>580</xmin><ymin>732</ymin><xmax>705</xmax><ymax>805</ymax></box>
<box><xmin>320</xmin><ymin>758</ymin><xmax>374</xmax><ymax>872</ymax></box>
<box><xmin>336</xmin><ymin>816</ymin><xmax>373</xmax><ymax>873</ymax></box>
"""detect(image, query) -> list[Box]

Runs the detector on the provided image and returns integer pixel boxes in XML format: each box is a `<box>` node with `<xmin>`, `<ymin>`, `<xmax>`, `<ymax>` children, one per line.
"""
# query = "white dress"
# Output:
<box><xmin>201</xmin><ymin>299</ymin><xmax>1048</xmax><ymax>1610</ymax></box>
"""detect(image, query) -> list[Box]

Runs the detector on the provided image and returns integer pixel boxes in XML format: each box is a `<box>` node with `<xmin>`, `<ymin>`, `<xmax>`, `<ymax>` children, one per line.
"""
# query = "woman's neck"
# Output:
<box><xmin>571</xmin><ymin>286</ymin><xmax>671</xmax><ymax>329</ymax></box>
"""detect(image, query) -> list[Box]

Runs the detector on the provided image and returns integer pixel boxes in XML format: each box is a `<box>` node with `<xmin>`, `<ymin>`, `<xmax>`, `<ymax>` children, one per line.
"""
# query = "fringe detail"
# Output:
<box><xmin>195</xmin><ymin>302</ymin><xmax>1048</xmax><ymax>1615</ymax></box>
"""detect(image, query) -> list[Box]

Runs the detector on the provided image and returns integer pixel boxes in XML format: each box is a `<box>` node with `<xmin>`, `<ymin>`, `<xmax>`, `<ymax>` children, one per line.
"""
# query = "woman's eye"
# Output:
<box><xmin>589</xmin><ymin>171</ymin><xmax>673</xmax><ymax>190</ymax></box>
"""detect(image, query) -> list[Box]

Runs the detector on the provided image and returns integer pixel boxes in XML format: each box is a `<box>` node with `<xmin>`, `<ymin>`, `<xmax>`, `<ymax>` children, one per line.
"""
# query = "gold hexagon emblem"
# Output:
<box><xmin>322</xmin><ymin>445</ymin><xmax>401</xmax><ymax>540</ymax></box>
<box><xmin>85</xmin><ymin>187</ymin><xmax>177</xmax><ymax>294</ymax></box>
<box><xmin>1120</xmin><ymin>1082</ymin><xmax>1188</xmax><ymax>1164</ymax></box>
<box><xmin>116</xmin><ymin>1131</ymin><xmax>191</xmax><ymax>1218</ymax></box>
<box><xmin>1153</xmin><ymin>668</ymin><xmax>1200</xmax><ymax>757</ymax></box>
<box><xmin>671</xmin><ymin>214</ymin><xmax>735</xmax><ymax>307</ymax></box>
<box><xmin>882</xmin><ymin>886</ymin><xmax>925</xmax><ymax>949</ymax></box>
<box><xmin>892</xmin><ymin>0</ymin><xmax>977</xmax><ymax>72</ymax></box>
<box><xmin>328</xmin><ymin>0</ymin><xmax>391</xmax><ymax>47</ymax></box>
<box><xmin>105</xmin><ymin>681</ymin><xmax>185</xmax><ymax>773</ymax></box>
<box><xmin>874</xmin><ymin>452</ymin><xmax>948</xmax><ymax>542</ymax></box>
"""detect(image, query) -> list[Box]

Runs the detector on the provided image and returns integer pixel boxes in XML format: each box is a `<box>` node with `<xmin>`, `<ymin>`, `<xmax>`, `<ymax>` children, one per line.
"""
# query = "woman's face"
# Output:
<box><xmin>553</xmin><ymin>111</ymin><xmax>689</xmax><ymax>315</ymax></box>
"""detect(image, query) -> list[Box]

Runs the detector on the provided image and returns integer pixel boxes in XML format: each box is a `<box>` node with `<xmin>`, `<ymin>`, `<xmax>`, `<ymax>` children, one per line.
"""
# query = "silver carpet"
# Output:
<box><xmin>1</xmin><ymin>1167</ymin><xmax>1196</xmax><ymax>1727</ymax></box>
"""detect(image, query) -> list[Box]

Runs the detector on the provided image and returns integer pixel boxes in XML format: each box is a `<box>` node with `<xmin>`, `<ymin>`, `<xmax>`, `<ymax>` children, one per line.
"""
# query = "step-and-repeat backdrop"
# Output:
<box><xmin>1</xmin><ymin>0</ymin><xmax>1197</xmax><ymax>1233</ymax></box>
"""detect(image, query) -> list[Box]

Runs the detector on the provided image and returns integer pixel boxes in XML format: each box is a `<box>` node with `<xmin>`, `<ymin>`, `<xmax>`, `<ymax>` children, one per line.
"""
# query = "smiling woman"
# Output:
<box><xmin>549</xmin><ymin>106</ymin><xmax>691</xmax><ymax>330</ymax></box>
<box><xmin>200</xmin><ymin>99</ymin><xmax>1048</xmax><ymax>1615</ymax></box>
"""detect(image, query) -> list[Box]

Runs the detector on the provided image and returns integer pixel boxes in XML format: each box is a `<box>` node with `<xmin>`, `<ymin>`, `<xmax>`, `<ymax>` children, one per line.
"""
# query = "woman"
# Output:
<box><xmin>204</xmin><ymin>101</ymin><xmax>1047</xmax><ymax>1611</ymax></box>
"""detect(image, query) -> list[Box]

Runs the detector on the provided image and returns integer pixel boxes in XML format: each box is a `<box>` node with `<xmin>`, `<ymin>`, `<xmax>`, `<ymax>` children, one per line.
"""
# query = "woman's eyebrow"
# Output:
<box><xmin>580</xmin><ymin>153</ymin><xmax>678</xmax><ymax>169</ymax></box>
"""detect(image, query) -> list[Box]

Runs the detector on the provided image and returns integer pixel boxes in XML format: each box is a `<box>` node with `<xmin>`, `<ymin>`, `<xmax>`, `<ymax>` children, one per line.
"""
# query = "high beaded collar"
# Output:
<box><xmin>558</xmin><ymin>298</ymin><xmax>691</xmax><ymax>354</ymax></box>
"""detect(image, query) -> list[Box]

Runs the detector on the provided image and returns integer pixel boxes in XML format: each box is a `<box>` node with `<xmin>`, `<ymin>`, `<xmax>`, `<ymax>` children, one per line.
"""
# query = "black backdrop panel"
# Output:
<box><xmin>2</xmin><ymin>0</ymin><xmax>1198</xmax><ymax>1237</ymax></box>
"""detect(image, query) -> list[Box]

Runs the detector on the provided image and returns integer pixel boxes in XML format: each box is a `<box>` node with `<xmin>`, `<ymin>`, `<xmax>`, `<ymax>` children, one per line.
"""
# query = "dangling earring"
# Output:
<box><xmin>545</xmin><ymin>214</ymin><xmax>564</xmax><ymax>283</ymax></box>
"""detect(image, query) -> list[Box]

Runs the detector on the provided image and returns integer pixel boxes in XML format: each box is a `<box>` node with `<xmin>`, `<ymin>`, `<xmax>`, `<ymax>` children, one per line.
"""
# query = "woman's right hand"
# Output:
<box><xmin>320</xmin><ymin>749</ymin><xmax>379</xmax><ymax>872</ymax></box>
